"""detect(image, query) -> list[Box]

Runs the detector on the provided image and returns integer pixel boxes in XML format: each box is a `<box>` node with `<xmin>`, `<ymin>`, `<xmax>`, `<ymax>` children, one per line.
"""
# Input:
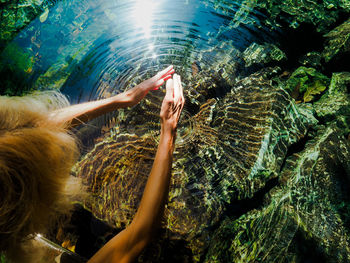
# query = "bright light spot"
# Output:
<box><xmin>36</xmin><ymin>233</ymin><xmax>42</xmax><ymax>238</ymax></box>
<box><xmin>132</xmin><ymin>0</ymin><xmax>158</xmax><ymax>38</ymax></box>
<box><xmin>148</xmin><ymin>44</ymin><xmax>154</xmax><ymax>51</ymax></box>
<box><xmin>152</xmin><ymin>53</ymin><xmax>157</xmax><ymax>59</ymax></box>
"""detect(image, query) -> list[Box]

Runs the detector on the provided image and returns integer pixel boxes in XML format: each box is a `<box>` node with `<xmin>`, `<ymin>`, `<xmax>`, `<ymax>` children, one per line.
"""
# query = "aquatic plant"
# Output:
<box><xmin>0</xmin><ymin>43</ymin><xmax>35</xmax><ymax>95</ymax></box>
<box><xmin>286</xmin><ymin>67</ymin><xmax>330</xmax><ymax>103</ymax></box>
<box><xmin>0</xmin><ymin>0</ymin><xmax>61</xmax><ymax>50</ymax></box>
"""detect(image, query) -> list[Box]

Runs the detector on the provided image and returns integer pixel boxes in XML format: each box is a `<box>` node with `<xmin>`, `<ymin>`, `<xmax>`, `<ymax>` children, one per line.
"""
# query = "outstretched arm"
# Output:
<box><xmin>50</xmin><ymin>66</ymin><xmax>174</xmax><ymax>127</ymax></box>
<box><xmin>87</xmin><ymin>74</ymin><xmax>184</xmax><ymax>263</ymax></box>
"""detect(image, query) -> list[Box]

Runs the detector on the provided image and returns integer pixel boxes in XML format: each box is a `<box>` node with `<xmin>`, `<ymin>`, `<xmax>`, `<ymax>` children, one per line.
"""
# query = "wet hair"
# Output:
<box><xmin>0</xmin><ymin>91</ymin><xmax>81</xmax><ymax>261</ymax></box>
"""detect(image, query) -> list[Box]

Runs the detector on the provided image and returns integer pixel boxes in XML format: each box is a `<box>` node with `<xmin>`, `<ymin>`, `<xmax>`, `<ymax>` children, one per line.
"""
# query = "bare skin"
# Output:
<box><xmin>87</xmin><ymin>74</ymin><xmax>184</xmax><ymax>263</ymax></box>
<box><xmin>50</xmin><ymin>65</ymin><xmax>175</xmax><ymax>127</ymax></box>
<box><xmin>51</xmin><ymin>68</ymin><xmax>184</xmax><ymax>262</ymax></box>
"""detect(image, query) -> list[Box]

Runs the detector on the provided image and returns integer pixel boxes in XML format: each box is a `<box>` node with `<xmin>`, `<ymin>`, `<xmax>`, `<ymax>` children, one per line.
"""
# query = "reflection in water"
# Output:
<box><xmin>0</xmin><ymin>0</ymin><xmax>284</xmax><ymax>261</ymax></box>
<box><xmin>0</xmin><ymin>0</ymin><xmax>280</xmax><ymax>147</ymax></box>
<box><xmin>132</xmin><ymin>0</ymin><xmax>159</xmax><ymax>39</ymax></box>
<box><xmin>2</xmin><ymin>0</ymin><xmax>278</xmax><ymax>103</ymax></box>
<box><xmin>1</xmin><ymin>0</ymin><xmax>350</xmax><ymax>262</ymax></box>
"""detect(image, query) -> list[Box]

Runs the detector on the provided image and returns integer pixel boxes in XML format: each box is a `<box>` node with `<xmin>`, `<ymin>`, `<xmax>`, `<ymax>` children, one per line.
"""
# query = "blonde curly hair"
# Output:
<box><xmin>0</xmin><ymin>91</ymin><xmax>81</xmax><ymax>261</ymax></box>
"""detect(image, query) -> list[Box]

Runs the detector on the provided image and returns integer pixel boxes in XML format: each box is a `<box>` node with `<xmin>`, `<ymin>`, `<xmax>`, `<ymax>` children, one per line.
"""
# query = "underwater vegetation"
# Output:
<box><xmin>1</xmin><ymin>0</ymin><xmax>350</xmax><ymax>262</ymax></box>
<box><xmin>0</xmin><ymin>0</ymin><xmax>60</xmax><ymax>50</ymax></box>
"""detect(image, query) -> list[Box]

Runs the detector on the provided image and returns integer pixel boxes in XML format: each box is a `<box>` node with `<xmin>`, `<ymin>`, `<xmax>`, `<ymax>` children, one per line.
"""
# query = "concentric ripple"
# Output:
<box><xmin>150</xmin><ymin>109</ymin><xmax>197</xmax><ymax>146</ymax></box>
<box><xmin>6</xmin><ymin>0</ymin><xmax>279</xmax><ymax>143</ymax></box>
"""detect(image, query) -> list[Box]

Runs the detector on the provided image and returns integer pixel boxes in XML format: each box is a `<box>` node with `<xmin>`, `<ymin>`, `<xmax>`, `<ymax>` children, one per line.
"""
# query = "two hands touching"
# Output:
<box><xmin>67</xmin><ymin>66</ymin><xmax>185</xmax><ymax>263</ymax></box>
<box><xmin>53</xmin><ymin>65</ymin><xmax>184</xmax><ymax>132</ymax></box>
<box><xmin>124</xmin><ymin>65</ymin><xmax>184</xmax><ymax>139</ymax></box>
<box><xmin>122</xmin><ymin>65</ymin><xmax>185</xmax><ymax>135</ymax></box>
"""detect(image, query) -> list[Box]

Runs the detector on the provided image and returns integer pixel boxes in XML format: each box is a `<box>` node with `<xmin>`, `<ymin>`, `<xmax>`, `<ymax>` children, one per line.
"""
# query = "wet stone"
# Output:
<box><xmin>314</xmin><ymin>72</ymin><xmax>350</xmax><ymax>133</ymax></box>
<box><xmin>242</xmin><ymin>42</ymin><xmax>286</xmax><ymax>67</ymax></box>
<box><xmin>71</xmin><ymin>69</ymin><xmax>315</xmax><ymax>261</ymax></box>
<box><xmin>205</xmin><ymin>125</ymin><xmax>350</xmax><ymax>263</ymax></box>
<box><xmin>323</xmin><ymin>18</ymin><xmax>350</xmax><ymax>63</ymax></box>
<box><xmin>298</xmin><ymin>51</ymin><xmax>323</xmax><ymax>68</ymax></box>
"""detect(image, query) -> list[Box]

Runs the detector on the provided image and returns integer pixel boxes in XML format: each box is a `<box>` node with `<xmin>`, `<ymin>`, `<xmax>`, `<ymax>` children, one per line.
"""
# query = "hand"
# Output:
<box><xmin>121</xmin><ymin>65</ymin><xmax>175</xmax><ymax>107</ymax></box>
<box><xmin>160</xmin><ymin>74</ymin><xmax>185</xmax><ymax>134</ymax></box>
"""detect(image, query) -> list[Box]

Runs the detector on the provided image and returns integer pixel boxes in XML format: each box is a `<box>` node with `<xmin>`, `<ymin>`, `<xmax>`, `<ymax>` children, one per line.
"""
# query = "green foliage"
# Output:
<box><xmin>286</xmin><ymin>67</ymin><xmax>330</xmax><ymax>103</ymax></box>
<box><xmin>0</xmin><ymin>43</ymin><xmax>35</xmax><ymax>96</ymax></box>
<box><xmin>0</xmin><ymin>0</ymin><xmax>59</xmax><ymax>50</ymax></box>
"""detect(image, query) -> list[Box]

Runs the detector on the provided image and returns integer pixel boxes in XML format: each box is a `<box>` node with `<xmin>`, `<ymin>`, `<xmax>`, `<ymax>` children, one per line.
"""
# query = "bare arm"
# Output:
<box><xmin>50</xmin><ymin>66</ymin><xmax>175</xmax><ymax>127</ymax></box>
<box><xmin>87</xmin><ymin>74</ymin><xmax>184</xmax><ymax>263</ymax></box>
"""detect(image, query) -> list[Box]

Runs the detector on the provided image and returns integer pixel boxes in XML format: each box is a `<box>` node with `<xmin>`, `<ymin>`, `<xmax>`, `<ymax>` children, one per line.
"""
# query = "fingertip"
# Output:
<box><xmin>166</xmin><ymin>78</ymin><xmax>174</xmax><ymax>94</ymax></box>
<box><xmin>163</xmin><ymin>75</ymin><xmax>172</xmax><ymax>81</ymax></box>
<box><xmin>165</xmin><ymin>65</ymin><xmax>174</xmax><ymax>72</ymax></box>
<box><xmin>166</xmin><ymin>78</ymin><xmax>173</xmax><ymax>86</ymax></box>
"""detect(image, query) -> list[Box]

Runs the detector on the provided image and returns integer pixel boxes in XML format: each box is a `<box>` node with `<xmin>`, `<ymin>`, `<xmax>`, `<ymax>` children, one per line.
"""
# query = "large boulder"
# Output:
<box><xmin>71</xmin><ymin>70</ymin><xmax>315</xmax><ymax>261</ymax></box>
<box><xmin>205</xmin><ymin>125</ymin><xmax>350</xmax><ymax>262</ymax></box>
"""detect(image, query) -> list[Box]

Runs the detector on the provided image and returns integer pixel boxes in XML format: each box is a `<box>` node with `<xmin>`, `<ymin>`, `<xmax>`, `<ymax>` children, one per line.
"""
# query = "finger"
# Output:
<box><xmin>161</xmin><ymin>69</ymin><xmax>175</xmax><ymax>81</ymax></box>
<box><xmin>152</xmin><ymin>79</ymin><xmax>164</xmax><ymax>90</ymax></box>
<box><xmin>157</xmin><ymin>65</ymin><xmax>174</xmax><ymax>79</ymax></box>
<box><xmin>173</xmin><ymin>74</ymin><xmax>180</xmax><ymax>101</ymax></box>
<box><xmin>163</xmin><ymin>74</ymin><xmax>172</xmax><ymax>82</ymax></box>
<box><xmin>165</xmin><ymin>78</ymin><xmax>174</xmax><ymax>99</ymax></box>
<box><xmin>177</xmin><ymin>74</ymin><xmax>184</xmax><ymax>103</ymax></box>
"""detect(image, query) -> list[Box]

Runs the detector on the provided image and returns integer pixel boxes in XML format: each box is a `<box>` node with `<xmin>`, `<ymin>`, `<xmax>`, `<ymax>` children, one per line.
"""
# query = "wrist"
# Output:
<box><xmin>160</xmin><ymin>125</ymin><xmax>176</xmax><ymax>138</ymax></box>
<box><xmin>160</xmin><ymin>127</ymin><xmax>176</xmax><ymax>146</ymax></box>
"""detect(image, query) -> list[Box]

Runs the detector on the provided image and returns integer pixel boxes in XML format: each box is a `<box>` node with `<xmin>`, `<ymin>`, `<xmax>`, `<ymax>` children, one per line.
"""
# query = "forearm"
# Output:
<box><xmin>130</xmin><ymin>129</ymin><xmax>174</xmax><ymax>237</ymax></box>
<box><xmin>87</xmin><ymin>129</ymin><xmax>175</xmax><ymax>263</ymax></box>
<box><xmin>50</xmin><ymin>93</ymin><xmax>132</xmax><ymax>127</ymax></box>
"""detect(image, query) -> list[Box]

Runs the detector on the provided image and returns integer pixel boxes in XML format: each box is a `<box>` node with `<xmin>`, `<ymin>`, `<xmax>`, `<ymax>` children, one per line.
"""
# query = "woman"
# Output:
<box><xmin>0</xmin><ymin>65</ymin><xmax>185</xmax><ymax>263</ymax></box>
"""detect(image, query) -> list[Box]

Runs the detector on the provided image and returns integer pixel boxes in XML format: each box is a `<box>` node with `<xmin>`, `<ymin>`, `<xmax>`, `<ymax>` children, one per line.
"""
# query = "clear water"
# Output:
<box><xmin>1</xmin><ymin>0</ymin><xmax>287</xmax><ymax>260</ymax></box>
<box><xmin>4</xmin><ymin>0</ymin><xmax>282</xmax><ymax>148</ymax></box>
<box><xmin>9</xmin><ymin>0</ymin><xmax>279</xmax><ymax>102</ymax></box>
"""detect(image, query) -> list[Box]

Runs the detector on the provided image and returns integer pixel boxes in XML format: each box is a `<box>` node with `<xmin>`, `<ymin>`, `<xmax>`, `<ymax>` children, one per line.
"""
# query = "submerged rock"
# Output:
<box><xmin>243</xmin><ymin>42</ymin><xmax>286</xmax><ymax>67</ymax></box>
<box><xmin>323</xmin><ymin>18</ymin><xmax>350</xmax><ymax>63</ymax></box>
<box><xmin>0</xmin><ymin>0</ymin><xmax>58</xmax><ymax>50</ymax></box>
<box><xmin>220</xmin><ymin>0</ymin><xmax>350</xmax><ymax>33</ymax></box>
<box><xmin>206</xmin><ymin>125</ymin><xmax>350</xmax><ymax>263</ymax></box>
<box><xmin>71</xmin><ymin>69</ymin><xmax>315</xmax><ymax>261</ymax></box>
<box><xmin>298</xmin><ymin>51</ymin><xmax>323</xmax><ymax>68</ymax></box>
<box><xmin>314</xmin><ymin>72</ymin><xmax>350</xmax><ymax>133</ymax></box>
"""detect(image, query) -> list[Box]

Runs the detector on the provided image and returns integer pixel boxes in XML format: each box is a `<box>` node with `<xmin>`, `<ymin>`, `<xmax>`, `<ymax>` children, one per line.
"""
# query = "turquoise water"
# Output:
<box><xmin>5</xmin><ymin>1</ymin><xmax>348</xmax><ymax>262</ymax></box>
<box><xmin>3</xmin><ymin>0</ymin><xmax>279</xmax><ymax>102</ymax></box>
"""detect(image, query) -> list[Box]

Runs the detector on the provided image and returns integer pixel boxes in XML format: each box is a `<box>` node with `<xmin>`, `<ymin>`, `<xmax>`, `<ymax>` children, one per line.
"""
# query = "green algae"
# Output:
<box><xmin>0</xmin><ymin>43</ymin><xmax>35</xmax><ymax>73</ymax></box>
<box><xmin>0</xmin><ymin>43</ymin><xmax>35</xmax><ymax>95</ymax></box>
<box><xmin>0</xmin><ymin>254</ymin><xmax>6</xmax><ymax>263</ymax></box>
<box><xmin>286</xmin><ymin>67</ymin><xmax>330</xmax><ymax>103</ymax></box>
<box><xmin>314</xmin><ymin>72</ymin><xmax>350</xmax><ymax>134</ymax></box>
<box><xmin>0</xmin><ymin>0</ymin><xmax>59</xmax><ymax>50</ymax></box>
